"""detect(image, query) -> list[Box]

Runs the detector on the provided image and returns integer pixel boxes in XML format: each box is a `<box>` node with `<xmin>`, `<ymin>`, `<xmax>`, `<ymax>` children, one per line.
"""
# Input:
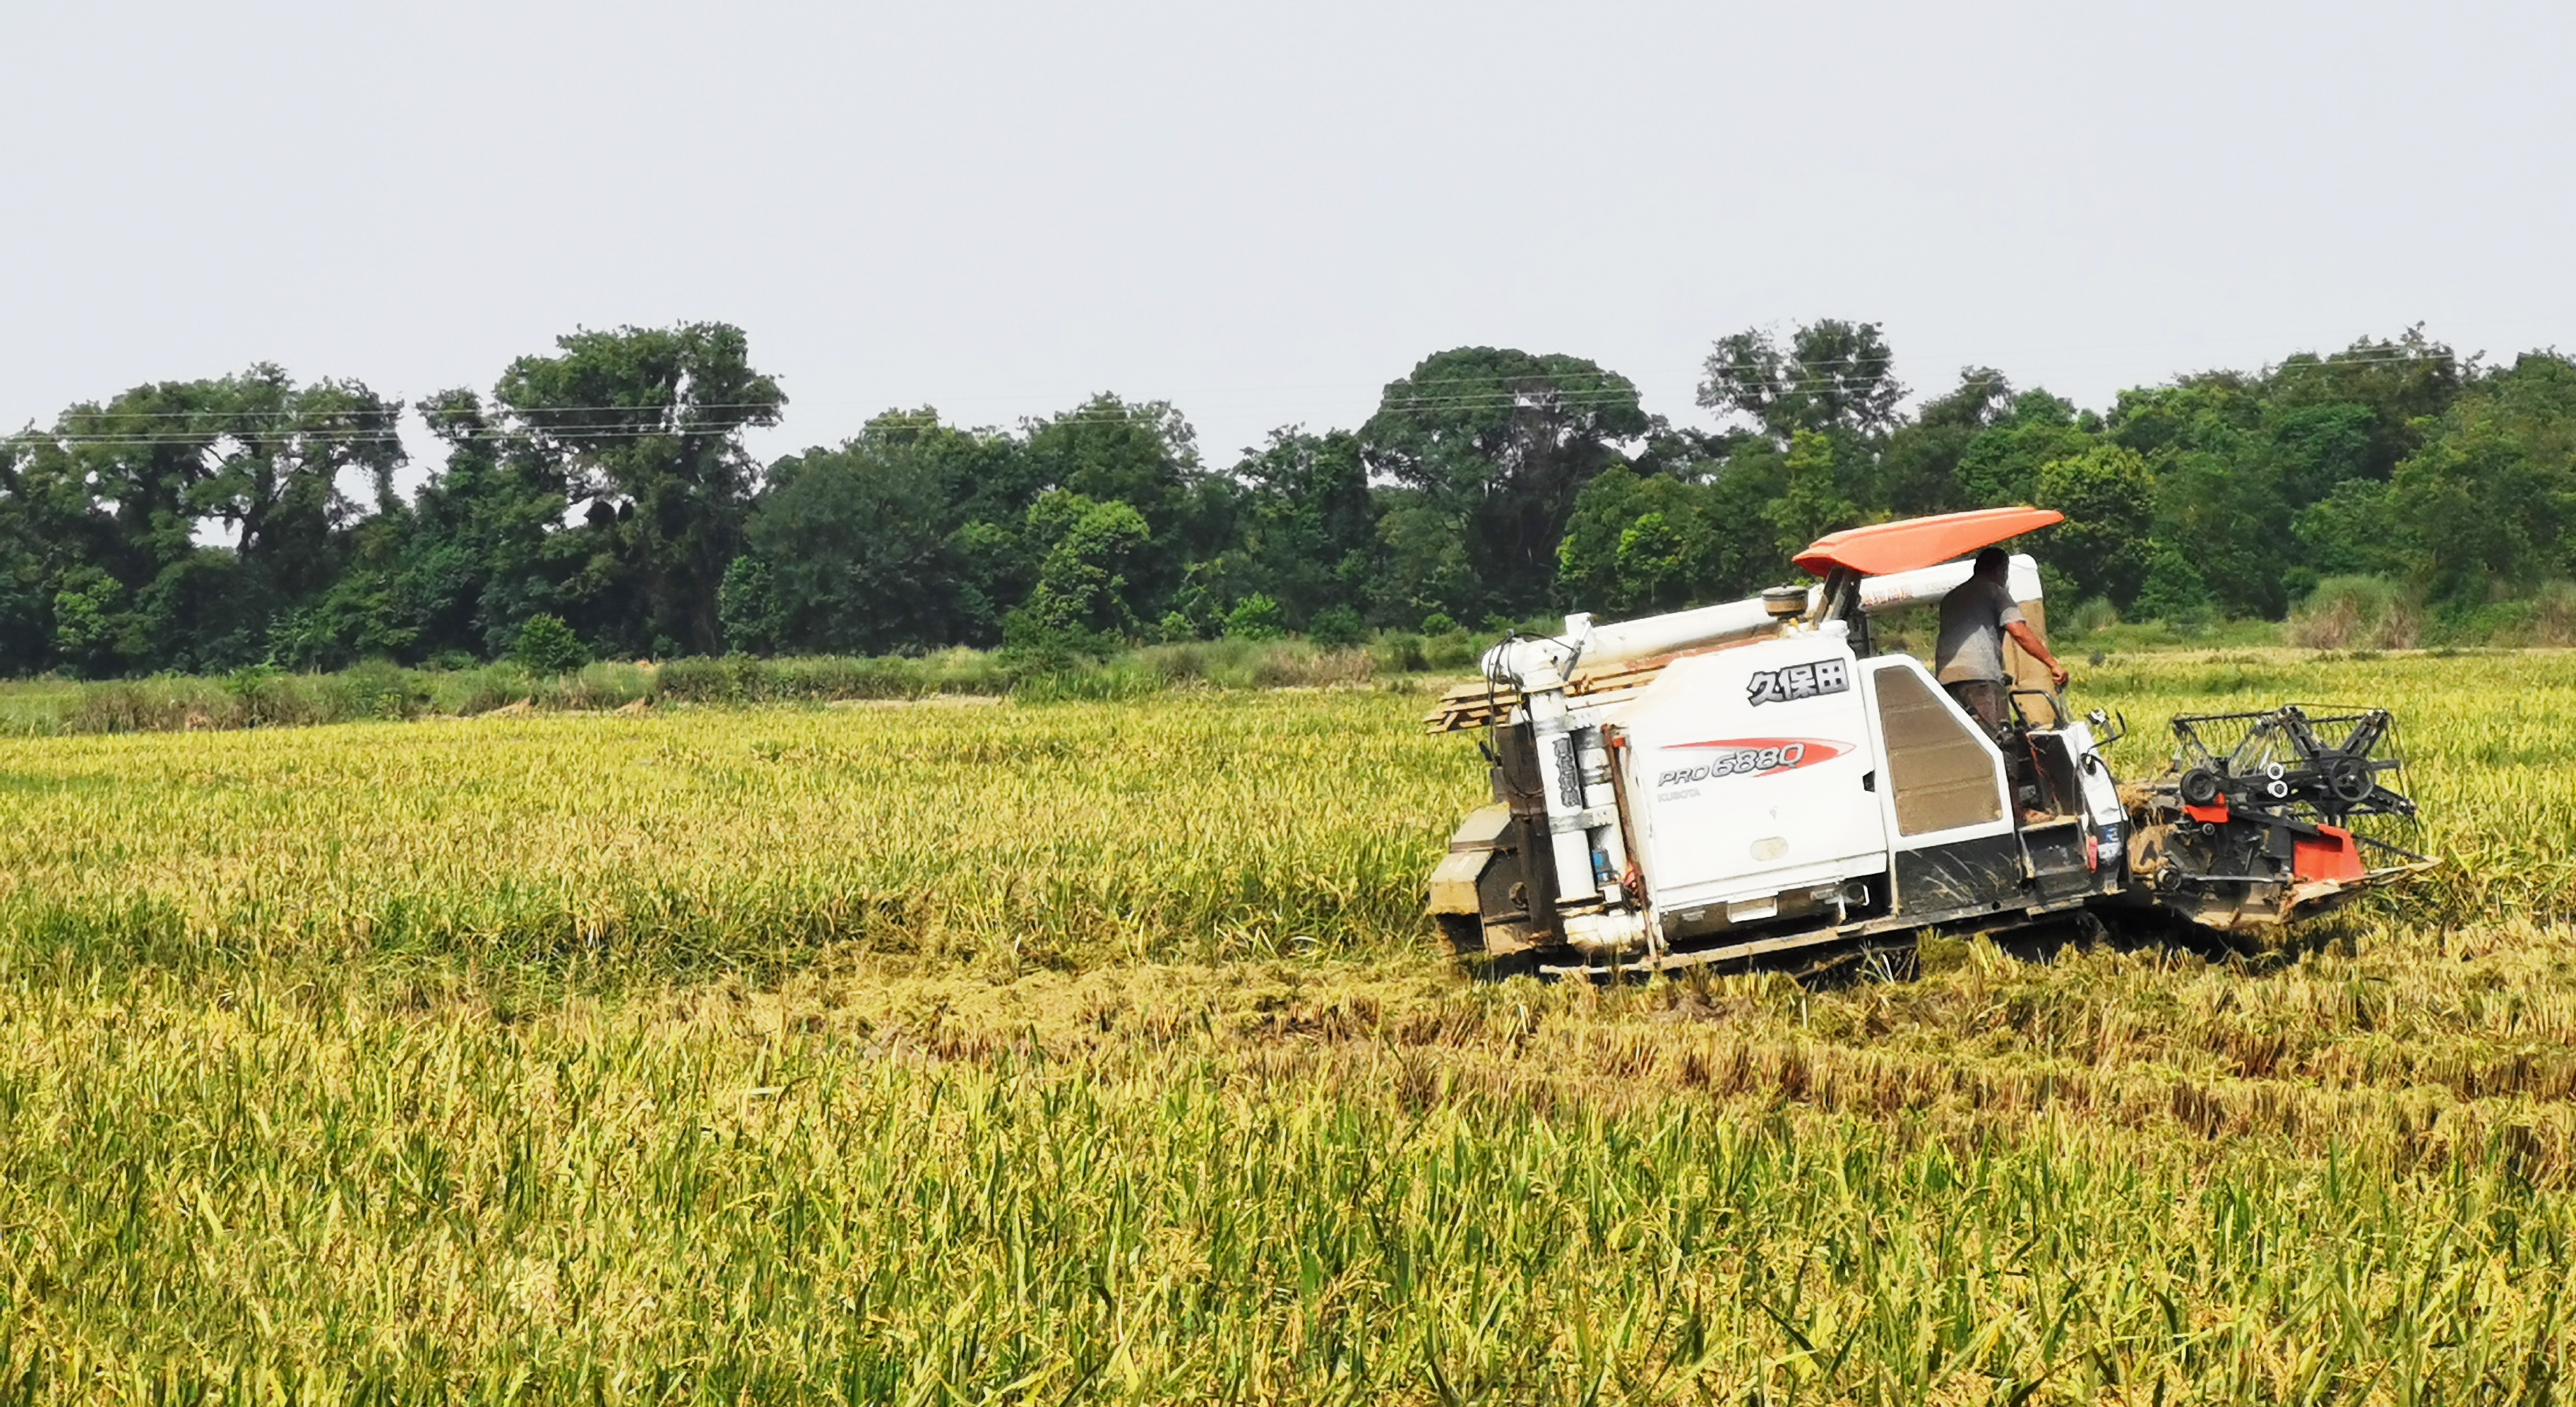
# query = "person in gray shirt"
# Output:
<box><xmin>1933</xmin><ymin>547</ymin><xmax>2068</xmax><ymax>740</ymax></box>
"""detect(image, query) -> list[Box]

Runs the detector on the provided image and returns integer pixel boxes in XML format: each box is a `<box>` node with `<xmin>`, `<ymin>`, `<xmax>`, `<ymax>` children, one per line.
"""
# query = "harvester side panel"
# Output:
<box><xmin>1614</xmin><ymin>641</ymin><xmax>1889</xmax><ymax>937</ymax></box>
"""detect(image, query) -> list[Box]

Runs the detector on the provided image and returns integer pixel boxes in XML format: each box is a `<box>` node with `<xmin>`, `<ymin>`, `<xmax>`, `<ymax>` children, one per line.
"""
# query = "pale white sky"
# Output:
<box><xmin>3</xmin><ymin>0</ymin><xmax>2568</xmax><ymax>482</ymax></box>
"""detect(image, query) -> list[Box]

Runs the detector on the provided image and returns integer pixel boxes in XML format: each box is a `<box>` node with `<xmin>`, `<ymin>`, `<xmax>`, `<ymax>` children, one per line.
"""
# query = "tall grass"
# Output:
<box><xmin>2291</xmin><ymin>576</ymin><xmax>2425</xmax><ymax>650</ymax></box>
<box><xmin>0</xmin><ymin>651</ymin><xmax>2572</xmax><ymax>1399</ymax></box>
<box><xmin>4</xmin><ymin>934</ymin><xmax>2574</xmax><ymax>1401</ymax></box>
<box><xmin>0</xmin><ymin>648</ymin><xmax>2562</xmax><ymax>982</ymax></box>
<box><xmin>0</xmin><ymin>692</ymin><xmax>1474</xmax><ymax>980</ymax></box>
<box><xmin>0</xmin><ymin>641</ymin><xmax>1434</xmax><ymax>738</ymax></box>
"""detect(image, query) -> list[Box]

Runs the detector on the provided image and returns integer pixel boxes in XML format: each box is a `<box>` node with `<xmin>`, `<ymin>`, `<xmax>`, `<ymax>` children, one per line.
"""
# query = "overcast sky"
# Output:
<box><xmin>4</xmin><ymin>0</ymin><xmax>2569</xmax><ymax>475</ymax></box>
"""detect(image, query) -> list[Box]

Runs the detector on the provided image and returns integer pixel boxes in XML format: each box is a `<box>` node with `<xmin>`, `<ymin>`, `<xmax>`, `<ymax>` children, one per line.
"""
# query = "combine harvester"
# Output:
<box><xmin>1424</xmin><ymin>507</ymin><xmax>2429</xmax><ymax>977</ymax></box>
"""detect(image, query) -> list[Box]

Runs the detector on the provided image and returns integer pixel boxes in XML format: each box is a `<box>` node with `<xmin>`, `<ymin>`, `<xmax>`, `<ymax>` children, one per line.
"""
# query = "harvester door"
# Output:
<box><xmin>1858</xmin><ymin>656</ymin><xmax>2021</xmax><ymax>916</ymax></box>
<box><xmin>1614</xmin><ymin>639</ymin><xmax>1888</xmax><ymax>937</ymax></box>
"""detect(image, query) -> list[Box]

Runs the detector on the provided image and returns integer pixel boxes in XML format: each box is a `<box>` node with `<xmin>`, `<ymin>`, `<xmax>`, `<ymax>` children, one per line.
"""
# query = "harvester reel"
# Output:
<box><xmin>2168</xmin><ymin>704</ymin><xmax>2415</xmax><ymax>827</ymax></box>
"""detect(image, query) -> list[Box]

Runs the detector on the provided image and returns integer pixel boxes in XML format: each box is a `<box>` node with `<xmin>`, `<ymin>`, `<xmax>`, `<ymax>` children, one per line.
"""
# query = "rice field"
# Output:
<box><xmin>3</xmin><ymin>651</ymin><xmax>2575</xmax><ymax>1402</ymax></box>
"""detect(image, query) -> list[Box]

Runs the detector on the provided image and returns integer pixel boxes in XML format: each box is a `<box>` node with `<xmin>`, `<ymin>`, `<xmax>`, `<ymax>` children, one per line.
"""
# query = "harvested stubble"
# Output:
<box><xmin>1</xmin><ymin>651</ymin><xmax>2575</xmax><ymax>1401</ymax></box>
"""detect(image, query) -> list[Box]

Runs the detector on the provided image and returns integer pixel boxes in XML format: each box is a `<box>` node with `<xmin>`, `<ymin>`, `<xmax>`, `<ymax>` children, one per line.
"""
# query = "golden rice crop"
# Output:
<box><xmin>0</xmin><ymin>691</ymin><xmax>1477</xmax><ymax>979</ymax></box>
<box><xmin>1</xmin><ymin>649</ymin><xmax>2575</xmax><ymax>1402</ymax></box>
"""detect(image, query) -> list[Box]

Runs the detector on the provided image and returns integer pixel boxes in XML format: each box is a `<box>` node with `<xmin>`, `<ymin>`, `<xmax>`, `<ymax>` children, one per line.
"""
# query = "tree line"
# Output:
<box><xmin>3</xmin><ymin>319</ymin><xmax>2570</xmax><ymax>677</ymax></box>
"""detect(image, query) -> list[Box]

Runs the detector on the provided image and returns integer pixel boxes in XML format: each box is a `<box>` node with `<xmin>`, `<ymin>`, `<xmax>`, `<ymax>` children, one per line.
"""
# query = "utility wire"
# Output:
<box><xmin>3</xmin><ymin>350</ymin><xmax>2487</xmax><ymax>450</ymax></box>
<box><xmin>5</xmin><ymin>346</ymin><xmax>2471</xmax><ymax>423</ymax></box>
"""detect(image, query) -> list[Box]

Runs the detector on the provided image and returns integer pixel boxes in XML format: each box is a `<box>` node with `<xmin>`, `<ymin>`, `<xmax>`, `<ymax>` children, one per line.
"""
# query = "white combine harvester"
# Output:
<box><xmin>1425</xmin><ymin>507</ymin><xmax>2427</xmax><ymax>976</ymax></box>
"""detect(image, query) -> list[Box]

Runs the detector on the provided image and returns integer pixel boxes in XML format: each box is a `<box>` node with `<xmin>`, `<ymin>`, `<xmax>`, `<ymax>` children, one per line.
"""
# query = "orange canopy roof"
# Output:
<box><xmin>1794</xmin><ymin>506</ymin><xmax>2065</xmax><ymax>578</ymax></box>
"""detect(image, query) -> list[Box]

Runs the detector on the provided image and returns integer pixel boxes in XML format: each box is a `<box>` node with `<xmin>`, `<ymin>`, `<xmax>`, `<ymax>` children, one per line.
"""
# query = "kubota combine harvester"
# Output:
<box><xmin>1425</xmin><ymin>507</ymin><xmax>2429</xmax><ymax>977</ymax></box>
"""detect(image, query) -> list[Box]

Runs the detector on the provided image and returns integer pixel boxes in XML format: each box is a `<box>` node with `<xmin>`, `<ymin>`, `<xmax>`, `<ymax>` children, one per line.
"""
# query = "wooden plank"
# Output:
<box><xmin>1422</xmin><ymin>657</ymin><xmax>1689</xmax><ymax>734</ymax></box>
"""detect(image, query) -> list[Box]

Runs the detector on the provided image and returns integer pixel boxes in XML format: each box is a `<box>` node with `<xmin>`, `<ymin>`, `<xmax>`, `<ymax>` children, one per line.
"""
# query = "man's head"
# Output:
<box><xmin>1973</xmin><ymin>547</ymin><xmax>2009</xmax><ymax>581</ymax></box>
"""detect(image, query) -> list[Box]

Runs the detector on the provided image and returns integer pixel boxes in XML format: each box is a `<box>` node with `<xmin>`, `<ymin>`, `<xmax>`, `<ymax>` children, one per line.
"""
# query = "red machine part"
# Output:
<box><xmin>1794</xmin><ymin>506</ymin><xmax>2066</xmax><ymax>578</ymax></box>
<box><xmin>2178</xmin><ymin>793</ymin><xmax>2366</xmax><ymax>883</ymax></box>
<box><xmin>2294</xmin><ymin>825</ymin><xmax>2367</xmax><ymax>884</ymax></box>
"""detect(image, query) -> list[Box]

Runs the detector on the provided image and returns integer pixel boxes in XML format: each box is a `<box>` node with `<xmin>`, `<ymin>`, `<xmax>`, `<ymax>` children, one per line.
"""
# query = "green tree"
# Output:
<box><xmin>511</xmin><ymin>612</ymin><xmax>591</xmax><ymax>672</ymax></box>
<box><xmin>29</xmin><ymin>370</ymin><xmax>405</xmax><ymax>672</ymax></box>
<box><xmin>2109</xmin><ymin>376</ymin><xmax>2289</xmax><ymax>616</ymax></box>
<box><xmin>1020</xmin><ymin>395</ymin><xmax>1219</xmax><ymax>617</ymax></box>
<box><xmin>2293</xmin><ymin>480</ymin><xmax>2408</xmax><ymax>580</ymax></box>
<box><xmin>390</xmin><ymin>388</ymin><xmax>585</xmax><ymax>660</ymax></box>
<box><xmin>1874</xmin><ymin>367</ymin><xmax>2014</xmax><ymax>516</ymax></box>
<box><xmin>2260</xmin><ymin>402</ymin><xmax>2377</xmax><ymax>510</ymax></box>
<box><xmin>1557</xmin><ymin>458</ymin><xmax>1786</xmax><ymax>617</ymax></box>
<box><xmin>1224</xmin><ymin>428</ymin><xmax>1377</xmax><ymax>625</ymax></box>
<box><xmin>1223</xmin><ymin>593</ymin><xmax>1287</xmax><ymax>640</ymax></box>
<box><xmin>746</xmin><ymin>430</ymin><xmax>980</xmax><ymax>655</ymax></box>
<box><xmin>2387</xmin><ymin>353</ymin><xmax>2576</xmax><ymax>604</ymax></box>
<box><xmin>1361</xmin><ymin>348</ymin><xmax>1649</xmax><ymax>619</ymax></box>
<box><xmin>2132</xmin><ymin>545</ymin><xmax>2215</xmax><ymax>624</ymax></box>
<box><xmin>717</xmin><ymin>557</ymin><xmax>784</xmax><ymax>655</ymax></box>
<box><xmin>1765</xmin><ymin>430</ymin><xmax>1863</xmax><ymax>561</ymax></box>
<box><xmin>49</xmin><ymin>566</ymin><xmax>128</xmax><ymax>677</ymax></box>
<box><xmin>1004</xmin><ymin>492</ymin><xmax>1152</xmax><ymax>649</ymax></box>
<box><xmin>1368</xmin><ymin>492</ymin><xmax>1479</xmax><ymax>629</ymax></box>
<box><xmin>2260</xmin><ymin>328</ymin><xmax>2464</xmax><ymax>484</ymax></box>
<box><xmin>1306</xmin><ymin>605</ymin><xmax>1366</xmax><ymax>647</ymax></box>
<box><xmin>1698</xmin><ymin>321</ymin><xmax>1906</xmax><ymax>441</ymax></box>
<box><xmin>187</xmin><ymin>367</ymin><xmax>406</xmax><ymax>607</ymax></box>
<box><xmin>2035</xmin><ymin>444</ymin><xmax>2157</xmax><ymax>608</ymax></box>
<box><xmin>1955</xmin><ymin>391</ymin><xmax>2094</xmax><ymax>507</ymax></box>
<box><xmin>494</xmin><ymin>323</ymin><xmax>783</xmax><ymax>656</ymax></box>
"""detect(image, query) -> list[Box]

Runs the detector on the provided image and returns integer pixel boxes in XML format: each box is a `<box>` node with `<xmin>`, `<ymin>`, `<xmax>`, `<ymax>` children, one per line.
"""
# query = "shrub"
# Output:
<box><xmin>1306</xmin><ymin>605</ymin><xmax>1366</xmax><ymax>649</ymax></box>
<box><xmin>327</xmin><ymin>660</ymin><xmax>430</xmax><ymax>721</ymax></box>
<box><xmin>511</xmin><ymin>615</ymin><xmax>592</xmax><ymax>675</ymax></box>
<box><xmin>2523</xmin><ymin>581</ymin><xmax>2576</xmax><ymax>647</ymax></box>
<box><xmin>1224</xmin><ymin>595</ymin><xmax>1287</xmax><ymax>641</ymax></box>
<box><xmin>2063</xmin><ymin>599</ymin><xmax>2121</xmax><ymax>639</ymax></box>
<box><xmin>2291</xmin><ymin>576</ymin><xmax>2421</xmax><ymax>651</ymax></box>
<box><xmin>1371</xmin><ymin>633</ymin><xmax>1429</xmax><ymax>674</ymax></box>
<box><xmin>1419</xmin><ymin>612</ymin><xmax>1458</xmax><ymax>636</ymax></box>
<box><xmin>1423</xmin><ymin>629</ymin><xmax>1481</xmax><ymax>672</ymax></box>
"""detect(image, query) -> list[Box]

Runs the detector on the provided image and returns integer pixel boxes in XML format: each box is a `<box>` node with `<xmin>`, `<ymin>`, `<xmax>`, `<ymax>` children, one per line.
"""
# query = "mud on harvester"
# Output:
<box><xmin>1424</xmin><ymin>507</ymin><xmax>2431</xmax><ymax>977</ymax></box>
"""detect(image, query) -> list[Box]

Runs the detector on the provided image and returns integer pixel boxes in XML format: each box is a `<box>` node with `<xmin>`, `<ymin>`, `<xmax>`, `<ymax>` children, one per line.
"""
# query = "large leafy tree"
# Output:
<box><xmin>495</xmin><ymin>323</ymin><xmax>783</xmax><ymax>656</ymax></box>
<box><xmin>1018</xmin><ymin>394</ymin><xmax>1223</xmax><ymax>619</ymax></box>
<box><xmin>1698</xmin><ymin>320</ymin><xmax>1906</xmax><ymax>442</ymax></box>
<box><xmin>189</xmin><ymin>367</ymin><xmax>406</xmax><ymax>602</ymax></box>
<box><xmin>1955</xmin><ymin>391</ymin><xmax>2097</xmax><ymax>507</ymax></box>
<box><xmin>2261</xmin><ymin>328</ymin><xmax>2464</xmax><ymax>483</ymax></box>
<box><xmin>1222</xmin><ymin>428</ymin><xmax>1377</xmax><ymax>626</ymax></box>
<box><xmin>2034</xmin><ymin>444</ymin><xmax>2158</xmax><ymax>608</ymax></box>
<box><xmin>381</xmin><ymin>388</ymin><xmax>584</xmax><ymax>660</ymax></box>
<box><xmin>1873</xmin><ymin>367</ymin><xmax>2014</xmax><ymax>516</ymax></box>
<box><xmin>2387</xmin><ymin>353</ymin><xmax>2576</xmax><ymax>604</ymax></box>
<box><xmin>1004</xmin><ymin>491</ymin><xmax>1153</xmax><ymax>648</ymax></box>
<box><xmin>25</xmin><ymin>369</ymin><xmax>406</xmax><ymax>672</ymax></box>
<box><xmin>1361</xmin><ymin>348</ymin><xmax>1649</xmax><ymax>619</ymax></box>
<box><xmin>1557</xmin><ymin>466</ymin><xmax>1727</xmax><ymax>617</ymax></box>
<box><xmin>747</xmin><ymin>413</ymin><xmax>1012</xmax><ymax>654</ymax></box>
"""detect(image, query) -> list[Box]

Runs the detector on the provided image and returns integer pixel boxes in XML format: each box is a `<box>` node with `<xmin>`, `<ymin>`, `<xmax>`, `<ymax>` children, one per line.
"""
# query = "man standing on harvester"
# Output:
<box><xmin>1935</xmin><ymin>547</ymin><xmax>2069</xmax><ymax>732</ymax></box>
<box><xmin>1936</xmin><ymin>545</ymin><xmax>2070</xmax><ymax>818</ymax></box>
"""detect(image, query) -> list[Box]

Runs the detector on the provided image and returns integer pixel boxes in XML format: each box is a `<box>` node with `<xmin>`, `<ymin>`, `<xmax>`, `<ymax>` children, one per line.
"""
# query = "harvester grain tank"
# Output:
<box><xmin>1424</xmin><ymin>507</ymin><xmax>2428</xmax><ymax>975</ymax></box>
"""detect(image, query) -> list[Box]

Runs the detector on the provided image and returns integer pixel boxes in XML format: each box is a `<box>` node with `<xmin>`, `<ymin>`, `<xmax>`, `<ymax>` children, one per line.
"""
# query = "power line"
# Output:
<box><xmin>0</xmin><ymin>348</ymin><xmax>2492</xmax><ymax>451</ymax></box>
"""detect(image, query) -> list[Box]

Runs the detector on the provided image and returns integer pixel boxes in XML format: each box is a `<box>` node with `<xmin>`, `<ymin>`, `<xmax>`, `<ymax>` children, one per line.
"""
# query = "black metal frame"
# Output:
<box><xmin>2168</xmin><ymin>704</ymin><xmax>2425</xmax><ymax>862</ymax></box>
